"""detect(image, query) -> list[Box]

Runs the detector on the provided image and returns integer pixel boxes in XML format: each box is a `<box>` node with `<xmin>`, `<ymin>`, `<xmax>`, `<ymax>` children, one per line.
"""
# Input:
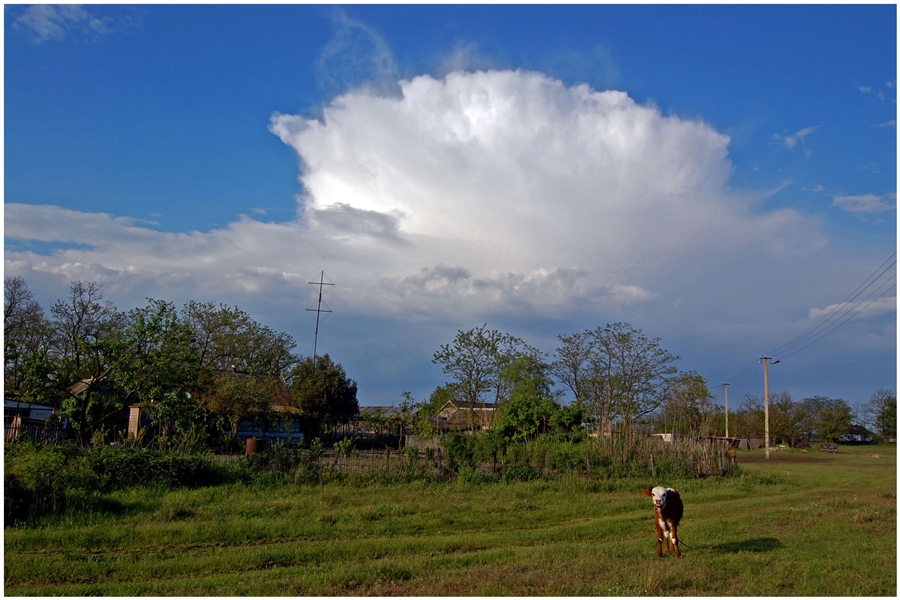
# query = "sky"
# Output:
<box><xmin>4</xmin><ymin>3</ymin><xmax>897</xmax><ymax>412</ymax></box>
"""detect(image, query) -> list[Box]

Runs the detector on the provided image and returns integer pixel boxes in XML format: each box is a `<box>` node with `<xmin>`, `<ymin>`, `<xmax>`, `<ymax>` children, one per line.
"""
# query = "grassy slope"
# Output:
<box><xmin>4</xmin><ymin>444</ymin><xmax>896</xmax><ymax>596</ymax></box>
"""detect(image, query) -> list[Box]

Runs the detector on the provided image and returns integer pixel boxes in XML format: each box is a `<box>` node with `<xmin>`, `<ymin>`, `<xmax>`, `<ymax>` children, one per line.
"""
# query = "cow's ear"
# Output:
<box><xmin>643</xmin><ymin>489</ymin><xmax>652</xmax><ymax>496</ymax></box>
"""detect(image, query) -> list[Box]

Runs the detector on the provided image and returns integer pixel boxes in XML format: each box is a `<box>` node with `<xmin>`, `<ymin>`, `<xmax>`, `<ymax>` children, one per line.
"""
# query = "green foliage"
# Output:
<box><xmin>443</xmin><ymin>432</ymin><xmax>478</xmax><ymax>472</ymax></box>
<box><xmin>552</xmin><ymin>322</ymin><xmax>679</xmax><ymax>438</ymax></box>
<box><xmin>432</xmin><ymin>325</ymin><xmax>544</xmax><ymax>428</ymax></box>
<box><xmin>5</xmin><ymin>278</ymin><xmax>305</xmax><ymax>447</ymax></box>
<box><xmin>290</xmin><ymin>355</ymin><xmax>359</xmax><ymax>435</ymax></box>
<box><xmin>3</xmin><ymin>441</ymin><xmax>223</xmax><ymax>524</ymax></box>
<box><xmin>863</xmin><ymin>389</ymin><xmax>896</xmax><ymax>442</ymax></box>
<box><xmin>803</xmin><ymin>395</ymin><xmax>855</xmax><ymax>442</ymax></box>
<box><xmin>201</xmin><ymin>371</ymin><xmax>278</xmax><ymax>440</ymax></box>
<box><xmin>182</xmin><ymin>300</ymin><xmax>299</xmax><ymax>375</ymax></box>
<box><xmin>334</xmin><ymin>437</ymin><xmax>354</xmax><ymax>457</ymax></box>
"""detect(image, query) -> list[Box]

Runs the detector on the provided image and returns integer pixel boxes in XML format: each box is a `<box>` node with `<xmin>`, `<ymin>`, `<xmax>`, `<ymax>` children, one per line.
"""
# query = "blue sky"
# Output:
<box><xmin>4</xmin><ymin>4</ymin><xmax>897</xmax><ymax>411</ymax></box>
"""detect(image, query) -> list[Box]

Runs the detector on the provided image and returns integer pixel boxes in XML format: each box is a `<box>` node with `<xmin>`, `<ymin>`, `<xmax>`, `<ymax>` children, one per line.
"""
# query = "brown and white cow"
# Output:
<box><xmin>644</xmin><ymin>486</ymin><xmax>683</xmax><ymax>558</ymax></box>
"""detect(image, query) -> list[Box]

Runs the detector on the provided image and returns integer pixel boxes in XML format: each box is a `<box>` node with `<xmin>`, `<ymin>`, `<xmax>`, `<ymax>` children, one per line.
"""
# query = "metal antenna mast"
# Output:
<box><xmin>307</xmin><ymin>271</ymin><xmax>334</xmax><ymax>365</ymax></box>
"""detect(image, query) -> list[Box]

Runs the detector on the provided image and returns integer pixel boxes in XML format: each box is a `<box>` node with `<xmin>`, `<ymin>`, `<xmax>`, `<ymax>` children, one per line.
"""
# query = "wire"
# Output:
<box><xmin>768</xmin><ymin>253</ymin><xmax>896</xmax><ymax>357</ymax></box>
<box><xmin>720</xmin><ymin>251</ymin><xmax>896</xmax><ymax>390</ymax></box>
<box><xmin>776</xmin><ymin>277</ymin><xmax>896</xmax><ymax>360</ymax></box>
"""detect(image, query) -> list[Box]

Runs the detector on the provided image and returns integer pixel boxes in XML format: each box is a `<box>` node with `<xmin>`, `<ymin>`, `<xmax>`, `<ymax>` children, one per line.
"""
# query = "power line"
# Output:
<box><xmin>721</xmin><ymin>251</ymin><xmax>896</xmax><ymax>392</ymax></box>
<box><xmin>769</xmin><ymin>253</ymin><xmax>896</xmax><ymax>357</ymax></box>
<box><xmin>776</xmin><ymin>277</ymin><xmax>896</xmax><ymax>360</ymax></box>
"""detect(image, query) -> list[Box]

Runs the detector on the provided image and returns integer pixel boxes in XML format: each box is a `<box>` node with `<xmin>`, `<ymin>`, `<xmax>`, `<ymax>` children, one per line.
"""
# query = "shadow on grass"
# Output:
<box><xmin>712</xmin><ymin>537</ymin><xmax>783</xmax><ymax>553</ymax></box>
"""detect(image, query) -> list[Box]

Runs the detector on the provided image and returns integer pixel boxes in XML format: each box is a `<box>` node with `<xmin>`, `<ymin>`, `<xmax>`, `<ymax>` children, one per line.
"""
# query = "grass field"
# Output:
<box><xmin>4</xmin><ymin>443</ymin><xmax>896</xmax><ymax>595</ymax></box>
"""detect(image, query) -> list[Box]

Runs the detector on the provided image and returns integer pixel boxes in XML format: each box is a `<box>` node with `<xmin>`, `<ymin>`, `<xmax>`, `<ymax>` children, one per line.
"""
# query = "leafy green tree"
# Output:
<box><xmin>732</xmin><ymin>394</ymin><xmax>765</xmax><ymax>438</ymax></box>
<box><xmin>182</xmin><ymin>301</ymin><xmax>299</xmax><ymax>375</ymax></box>
<box><xmin>290</xmin><ymin>354</ymin><xmax>359</xmax><ymax>438</ymax></box>
<box><xmin>48</xmin><ymin>281</ymin><xmax>124</xmax><ymax>443</ymax></box>
<box><xmin>803</xmin><ymin>395</ymin><xmax>854</xmax><ymax>442</ymax></box>
<box><xmin>550</xmin><ymin>402</ymin><xmax>584</xmax><ymax>434</ymax></box>
<box><xmin>432</xmin><ymin>324</ymin><xmax>540</xmax><ymax>429</ymax></box>
<box><xmin>862</xmin><ymin>389</ymin><xmax>896</xmax><ymax>442</ymax></box>
<box><xmin>555</xmin><ymin>323</ymin><xmax>679</xmax><ymax>438</ymax></box>
<box><xmin>495</xmin><ymin>393</ymin><xmax>560</xmax><ymax>443</ymax></box>
<box><xmin>110</xmin><ymin>299</ymin><xmax>204</xmax><ymax>435</ymax></box>
<box><xmin>768</xmin><ymin>390</ymin><xmax>811</xmax><ymax>447</ymax></box>
<box><xmin>199</xmin><ymin>371</ymin><xmax>277</xmax><ymax>441</ymax></box>
<box><xmin>4</xmin><ymin>276</ymin><xmax>51</xmax><ymax>393</ymax></box>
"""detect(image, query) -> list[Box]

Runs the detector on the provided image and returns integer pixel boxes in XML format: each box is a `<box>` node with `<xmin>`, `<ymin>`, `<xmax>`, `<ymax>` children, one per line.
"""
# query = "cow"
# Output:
<box><xmin>644</xmin><ymin>486</ymin><xmax>683</xmax><ymax>558</ymax></box>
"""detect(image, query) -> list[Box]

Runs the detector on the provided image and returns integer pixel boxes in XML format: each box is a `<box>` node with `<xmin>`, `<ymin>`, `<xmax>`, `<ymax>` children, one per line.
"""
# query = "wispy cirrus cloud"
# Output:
<box><xmin>773</xmin><ymin>125</ymin><xmax>820</xmax><ymax>155</ymax></box>
<box><xmin>12</xmin><ymin>4</ymin><xmax>123</xmax><ymax>43</ymax></box>
<box><xmin>315</xmin><ymin>7</ymin><xmax>401</xmax><ymax>98</ymax></box>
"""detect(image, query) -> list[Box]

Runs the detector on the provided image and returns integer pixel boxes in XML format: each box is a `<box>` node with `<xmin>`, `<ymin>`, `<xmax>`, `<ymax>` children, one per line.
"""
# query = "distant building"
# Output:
<box><xmin>428</xmin><ymin>399</ymin><xmax>498</xmax><ymax>432</ymax></box>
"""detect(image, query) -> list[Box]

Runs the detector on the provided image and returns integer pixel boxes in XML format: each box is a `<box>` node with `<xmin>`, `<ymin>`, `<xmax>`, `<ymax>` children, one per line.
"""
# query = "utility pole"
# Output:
<box><xmin>722</xmin><ymin>382</ymin><xmax>730</xmax><ymax>438</ymax></box>
<box><xmin>760</xmin><ymin>356</ymin><xmax>779</xmax><ymax>460</ymax></box>
<box><xmin>307</xmin><ymin>271</ymin><xmax>334</xmax><ymax>366</ymax></box>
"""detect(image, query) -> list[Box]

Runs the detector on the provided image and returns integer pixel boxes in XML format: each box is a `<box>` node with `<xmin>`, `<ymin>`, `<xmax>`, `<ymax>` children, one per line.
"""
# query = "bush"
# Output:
<box><xmin>500</xmin><ymin>464</ymin><xmax>542</xmax><ymax>482</ymax></box>
<box><xmin>3</xmin><ymin>441</ymin><xmax>222</xmax><ymax>524</ymax></box>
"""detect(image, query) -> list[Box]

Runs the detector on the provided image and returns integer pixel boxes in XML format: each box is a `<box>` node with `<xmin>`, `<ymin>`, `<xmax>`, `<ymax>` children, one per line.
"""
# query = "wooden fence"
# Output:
<box><xmin>321</xmin><ymin>448</ymin><xmax>447</xmax><ymax>476</ymax></box>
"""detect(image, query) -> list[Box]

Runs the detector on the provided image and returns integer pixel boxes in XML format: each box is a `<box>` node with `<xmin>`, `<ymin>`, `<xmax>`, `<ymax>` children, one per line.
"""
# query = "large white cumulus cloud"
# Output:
<box><xmin>8</xmin><ymin>69</ymin><xmax>831</xmax><ymax>325</ymax></box>
<box><xmin>268</xmin><ymin>69</ymin><xmax>822</xmax><ymax>315</ymax></box>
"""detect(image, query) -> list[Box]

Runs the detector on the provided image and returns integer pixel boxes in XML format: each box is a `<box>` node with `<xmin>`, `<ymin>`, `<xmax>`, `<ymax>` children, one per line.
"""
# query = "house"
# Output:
<box><xmin>736</xmin><ymin>436</ymin><xmax>765</xmax><ymax>450</ymax></box>
<box><xmin>4</xmin><ymin>396</ymin><xmax>67</xmax><ymax>442</ymax></box>
<box><xmin>126</xmin><ymin>369</ymin><xmax>304</xmax><ymax>445</ymax></box>
<box><xmin>429</xmin><ymin>399</ymin><xmax>498</xmax><ymax>432</ymax></box>
<box><xmin>840</xmin><ymin>424</ymin><xmax>877</xmax><ymax>444</ymax></box>
<box><xmin>219</xmin><ymin>370</ymin><xmax>303</xmax><ymax>444</ymax></box>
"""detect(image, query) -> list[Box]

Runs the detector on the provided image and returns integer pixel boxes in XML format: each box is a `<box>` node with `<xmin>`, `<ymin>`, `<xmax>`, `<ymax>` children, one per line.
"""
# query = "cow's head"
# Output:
<box><xmin>644</xmin><ymin>486</ymin><xmax>670</xmax><ymax>510</ymax></box>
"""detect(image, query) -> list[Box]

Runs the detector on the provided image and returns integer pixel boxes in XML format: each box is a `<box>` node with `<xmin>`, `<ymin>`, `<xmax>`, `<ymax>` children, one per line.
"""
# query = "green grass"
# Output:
<box><xmin>4</xmin><ymin>444</ymin><xmax>895</xmax><ymax>595</ymax></box>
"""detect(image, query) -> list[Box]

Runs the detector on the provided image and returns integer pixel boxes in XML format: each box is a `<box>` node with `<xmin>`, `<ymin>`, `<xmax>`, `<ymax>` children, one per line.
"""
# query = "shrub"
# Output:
<box><xmin>3</xmin><ymin>441</ymin><xmax>222</xmax><ymax>524</ymax></box>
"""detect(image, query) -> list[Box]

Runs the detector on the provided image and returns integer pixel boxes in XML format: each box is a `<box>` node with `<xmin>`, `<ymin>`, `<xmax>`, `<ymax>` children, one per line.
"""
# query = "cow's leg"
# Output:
<box><xmin>671</xmin><ymin>522</ymin><xmax>681</xmax><ymax>558</ymax></box>
<box><xmin>655</xmin><ymin>521</ymin><xmax>664</xmax><ymax>557</ymax></box>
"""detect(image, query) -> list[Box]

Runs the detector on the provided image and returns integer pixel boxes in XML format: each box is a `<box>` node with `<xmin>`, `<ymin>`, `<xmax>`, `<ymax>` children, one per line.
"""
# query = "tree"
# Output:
<box><xmin>4</xmin><ymin>276</ymin><xmax>50</xmax><ymax>393</ymax></box>
<box><xmin>768</xmin><ymin>390</ymin><xmax>811</xmax><ymax>447</ymax></box>
<box><xmin>432</xmin><ymin>324</ymin><xmax>539</xmax><ymax>429</ymax></box>
<box><xmin>659</xmin><ymin>371</ymin><xmax>714</xmax><ymax>438</ymax></box>
<box><xmin>49</xmin><ymin>281</ymin><xmax>122</xmax><ymax>378</ymax></box>
<box><xmin>182</xmin><ymin>301</ymin><xmax>299</xmax><ymax>375</ymax></box>
<box><xmin>48</xmin><ymin>281</ymin><xmax>123</xmax><ymax>443</ymax></box>
<box><xmin>803</xmin><ymin>396</ymin><xmax>854</xmax><ymax>442</ymax></box>
<box><xmin>732</xmin><ymin>394</ymin><xmax>764</xmax><ymax>438</ymax></box>
<box><xmin>551</xmin><ymin>330</ymin><xmax>594</xmax><ymax>403</ymax></box>
<box><xmin>589</xmin><ymin>323</ymin><xmax>679</xmax><ymax>438</ymax></box>
<box><xmin>290</xmin><ymin>354</ymin><xmax>358</xmax><ymax>438</ymax></box>
<box><xmin>862</xmin><ymin>389</ymin><xmax>896</xmax><ymax>442</ymax></box>
<box><xmin>554</xmin><ymin>323</ymin><xmax>680</xmax><ymax>438</ymax></box>
<box><xmin>495</xmin><ymin>393</ymin><xmax>560</xmax><ymax>443</ymax></box>
<box><xmin>110</xmin><ymin>299</ymin><xmax>204</xmax><ymax>435</ymax></box>
<box><xmin>199</xmin><ymin>370</ymin><xmax>277</xmax><ymax>441</ymax></box>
